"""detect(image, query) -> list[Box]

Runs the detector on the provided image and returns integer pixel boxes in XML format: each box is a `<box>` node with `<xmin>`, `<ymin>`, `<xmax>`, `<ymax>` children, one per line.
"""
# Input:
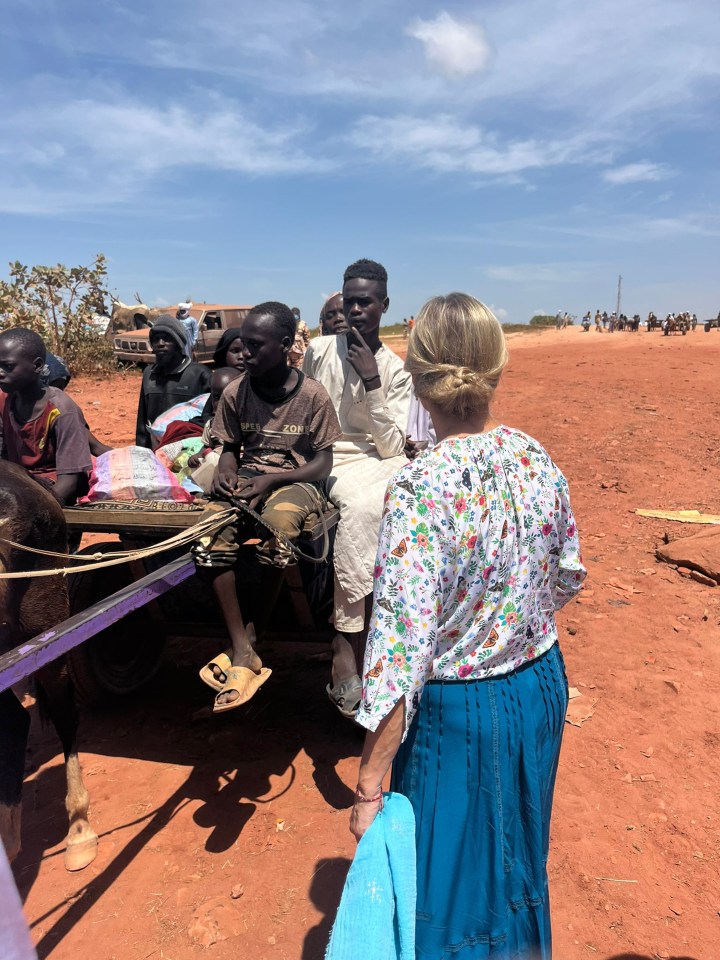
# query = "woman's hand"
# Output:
<box><xmin>349</xmin><ymin>798</ymin><xmax>382</xmax><ymax>842</ymax></box>
<box><xmin>187</xmin><ymin>452</ymin><xmax>204</xmax><ymax>469</ymax></box>
<box><xmin>351</xmin><ymin>701</ymin><xmax>405</xmax><ymax>841</ymax></box>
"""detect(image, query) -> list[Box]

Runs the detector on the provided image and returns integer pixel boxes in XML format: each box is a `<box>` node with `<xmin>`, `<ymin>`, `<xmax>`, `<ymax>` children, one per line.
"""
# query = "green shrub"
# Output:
<box><xmin>0</xmin><ymin>255</ymin><xmax>117</xmax><ymax>376</ymax></box>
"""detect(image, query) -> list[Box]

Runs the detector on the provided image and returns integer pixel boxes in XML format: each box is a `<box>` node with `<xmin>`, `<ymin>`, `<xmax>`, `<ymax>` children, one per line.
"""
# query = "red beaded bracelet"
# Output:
<box><xmin>355</xmin><ymin>787</ymin><xmax>384</xmax><ymax>806</ymax></box>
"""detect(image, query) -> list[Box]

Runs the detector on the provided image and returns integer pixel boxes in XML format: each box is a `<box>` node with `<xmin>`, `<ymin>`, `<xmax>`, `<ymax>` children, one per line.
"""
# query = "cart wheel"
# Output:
<box><xmin>67</xmin><ymin>542</ymin><xmax>166</xmax><ymax>706</ymax></box>
<box><xmin>705</xmin><ymin>323</ymin><xmax>711</xmax><ymax>332</ymax></box>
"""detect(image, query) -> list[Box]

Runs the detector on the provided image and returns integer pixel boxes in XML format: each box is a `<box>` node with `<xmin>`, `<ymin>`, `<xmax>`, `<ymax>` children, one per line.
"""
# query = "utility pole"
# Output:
<box><xmin>616</xmin><ymin>275</ymin><xmax>622</xmax><ymax>317</ymax></box>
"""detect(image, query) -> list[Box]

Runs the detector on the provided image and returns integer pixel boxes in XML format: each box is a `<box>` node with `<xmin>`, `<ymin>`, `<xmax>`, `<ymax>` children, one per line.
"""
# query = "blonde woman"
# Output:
<box><xmin>350</xmin><ymin>294</ymin><xmax>586</xmax><ymax>958</ymax></box>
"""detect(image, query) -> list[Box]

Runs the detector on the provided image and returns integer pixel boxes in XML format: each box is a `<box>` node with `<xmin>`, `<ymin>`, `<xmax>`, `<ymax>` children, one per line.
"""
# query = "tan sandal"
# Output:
<box><xmin>199</xmin><ymin>650</ymin><xmax>232</xmax><ymax>692</ymax></box>
<box><xmin>326</xmin><ymin>674</ymin><xmax>362</xmax><ymax>719</ymax></box>
<box><xmin>213</xmin><ymin>666</ymin><xmax>272</xmax><ymax>713</ymax></box>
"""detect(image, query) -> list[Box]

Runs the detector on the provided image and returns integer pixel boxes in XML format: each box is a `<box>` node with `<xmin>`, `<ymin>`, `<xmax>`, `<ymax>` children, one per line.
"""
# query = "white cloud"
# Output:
<box><xmin>489</xmin><ymin>304</ymin><xmax>509</xmax><ymax>321</ymax></box>
<box><xmin>0</xmin><ymin>94</ymin><xmax>330</xmax><ymax>213</ymax></box>
<box><xmin>3</xmin><ymin>0</ymin><xmax>719</xmax><ymax>215</ymax></box>
<box><xmin>349</xmin><ymin>113</ymin><xmax>611</xmax><ymax>176</ymax></box>
<box><xmin>544</xmin><ymin>212</ymin><xmax>720</xmax><ymax>243</ymax></box>
<box><xmin>52</xmin><ymin>98</ymin><xmax>326</xmax><ymax>176</ymax></box>
<box><xmin>106</xmin><ymin>0</ymin><xmax>719</xmax><ymax>135</ymax></box>
<box><xmin>603</xmin><ymin>162</ymin><xmax>672</xmax><ymax>185</ymax></box>
<box><xmin>406</xmin><ymin>12</ymin><xmax>493</xmax><ymax>78</ymax></box>
<box><xmin>486</xmin><ymin>263</ymin><xmax>592</xmax><ymax>284</ymax></box>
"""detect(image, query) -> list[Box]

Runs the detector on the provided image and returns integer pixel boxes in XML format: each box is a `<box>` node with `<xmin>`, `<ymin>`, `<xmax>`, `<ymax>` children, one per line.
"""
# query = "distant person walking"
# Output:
<box><xmin>402</xmin><ymin>318</ymin><xmax>409</xmax><ymax>339</ymax></box>
<box><xmin>176</xmin><ymin>303</ymin><xmax>199</xmax><ymax>347</ymax></box>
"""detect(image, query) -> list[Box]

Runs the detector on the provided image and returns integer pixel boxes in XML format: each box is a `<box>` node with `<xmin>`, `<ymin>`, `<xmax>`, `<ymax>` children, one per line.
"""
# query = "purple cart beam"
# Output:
<box><xmin>0</xmin><ymin>554</ymin><xmax>196</xmax><ymax>693</ymax></box>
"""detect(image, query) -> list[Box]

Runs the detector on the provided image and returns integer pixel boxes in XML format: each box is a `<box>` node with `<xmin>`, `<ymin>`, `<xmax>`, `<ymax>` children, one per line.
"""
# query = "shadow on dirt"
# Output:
<box><xmin>605</xmin><ymin>955</ymin><xmax>699</xmax><ymax>959</ymax></box>
<box><xmin>14</xmin><ymin>637</ymin><xmax>361</xmax><ymax>958</ymax></box>
<box><xmin>303</xmin><ymin>856</ymin><xmax>352</xmax><ymax>960</ymax></box>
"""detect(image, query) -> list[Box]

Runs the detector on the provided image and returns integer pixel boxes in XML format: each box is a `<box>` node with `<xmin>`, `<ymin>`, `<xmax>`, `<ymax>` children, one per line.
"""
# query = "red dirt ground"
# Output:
<box><xmin>14</xmin><ymin>328</ymin><xmax>720</xmax><ymax>960</ymax></box>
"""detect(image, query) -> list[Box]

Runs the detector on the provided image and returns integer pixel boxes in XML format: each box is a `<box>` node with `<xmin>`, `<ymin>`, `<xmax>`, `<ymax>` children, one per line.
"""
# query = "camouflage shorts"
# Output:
<box><xmin>192</xmin><ymin>471</ymin><xmax>325</xmax><ymax>570</ymax></box>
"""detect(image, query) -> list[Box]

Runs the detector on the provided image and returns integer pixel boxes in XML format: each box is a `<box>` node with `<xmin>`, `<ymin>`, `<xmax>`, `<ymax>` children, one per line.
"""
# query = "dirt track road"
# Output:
<box><xmin>15</xmin><ymin>327</ymin><xmax>720</xmax><ymax>959</ymax></box>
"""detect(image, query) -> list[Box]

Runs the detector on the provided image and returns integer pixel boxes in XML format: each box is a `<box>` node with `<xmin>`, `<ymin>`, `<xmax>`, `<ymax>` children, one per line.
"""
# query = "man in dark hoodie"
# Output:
<box><xmin>135</xmin><ymin>314</ymin><xmax>211</xmax><ymax>448</ymax></box>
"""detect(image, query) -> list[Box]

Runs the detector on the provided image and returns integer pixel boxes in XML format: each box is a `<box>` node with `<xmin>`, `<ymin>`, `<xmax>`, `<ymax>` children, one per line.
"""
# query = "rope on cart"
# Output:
<box><xmin>0</xmin><ymin>496</ymin><xmax>331</xmax><ymax>579</ymax></box>
<box><xmin>230</xmin><ymin>494</ymin><xmax>331</xmax><ymax>567</ymax></box>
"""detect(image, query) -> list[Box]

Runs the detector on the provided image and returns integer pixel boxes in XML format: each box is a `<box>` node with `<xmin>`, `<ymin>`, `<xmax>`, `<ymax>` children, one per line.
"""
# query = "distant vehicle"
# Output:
<box><xmin>112</xmin><ymin>304</ymin><xmax>253</xmax><ymax>365</ymax></box>
<box><xmin>704</xmin><ymin>313</ymin><xmax>720</xmax><ymax>333</ymax></box>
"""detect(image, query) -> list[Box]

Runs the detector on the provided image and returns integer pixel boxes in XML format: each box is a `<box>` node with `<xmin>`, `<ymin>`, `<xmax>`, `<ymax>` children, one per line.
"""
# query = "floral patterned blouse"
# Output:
<box><xmin>355</xmin><ymin>426</ymin><xmax>586</xmax><ymax>739</ymax></box>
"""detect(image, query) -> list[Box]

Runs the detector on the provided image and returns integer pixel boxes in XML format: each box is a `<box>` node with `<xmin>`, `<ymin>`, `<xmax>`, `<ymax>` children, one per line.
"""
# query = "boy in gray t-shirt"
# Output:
<box><xmin>194</xmin><ymin>301</ymin><xmax>341</xmax><ymax>714</ymax></box>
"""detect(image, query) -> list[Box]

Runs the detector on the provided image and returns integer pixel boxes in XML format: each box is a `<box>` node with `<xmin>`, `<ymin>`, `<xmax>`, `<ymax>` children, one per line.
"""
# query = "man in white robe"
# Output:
<box><xmin>303</xmin><ymin>259</ymin><xmax>411</xmax><ymax>717</ymax></box>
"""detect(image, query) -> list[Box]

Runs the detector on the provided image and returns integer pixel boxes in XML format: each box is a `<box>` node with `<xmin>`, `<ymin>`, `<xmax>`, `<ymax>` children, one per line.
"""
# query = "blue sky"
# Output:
<box><xmin>1</xmin><ymin>0</ymin><xmax>719</xmax><ymax>324</ymax></box>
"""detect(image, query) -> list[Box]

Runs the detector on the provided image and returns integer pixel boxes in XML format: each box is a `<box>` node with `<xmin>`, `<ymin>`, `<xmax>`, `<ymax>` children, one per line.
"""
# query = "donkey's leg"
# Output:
<box><xmin>37</xmin><ymin>663</ymin><xmax>98</xmax><ymax>872</ymax></box>
<box><xmin>63</xmin><ymin>751</ymin><xmax>98</xmax><ymax>872</ymax></box>
<box><xmin>0</xmin><ymin>690</ymin><xmax>31</xmax><ymax>863</ymax></box>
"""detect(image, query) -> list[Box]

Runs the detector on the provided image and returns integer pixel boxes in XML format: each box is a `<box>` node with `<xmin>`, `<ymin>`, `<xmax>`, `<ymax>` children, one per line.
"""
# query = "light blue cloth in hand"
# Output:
<box><xmin>325</xmin><ymin>792</ymin><xmax>416</xmax><ymax>960</ymax></box>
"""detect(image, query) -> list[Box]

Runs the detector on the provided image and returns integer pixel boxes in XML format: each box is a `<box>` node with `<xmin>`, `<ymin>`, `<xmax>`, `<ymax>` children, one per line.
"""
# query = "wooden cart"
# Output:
<box><xmin>5</xmin><ymin>503</ymin><xmax>339</xmax><ymax>705</ymax></box>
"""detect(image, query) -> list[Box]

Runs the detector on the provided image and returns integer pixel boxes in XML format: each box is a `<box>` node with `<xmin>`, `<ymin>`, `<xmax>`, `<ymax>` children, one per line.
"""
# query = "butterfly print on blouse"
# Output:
<box><xmin>366</xmin><ymin>658</ymin><xmax>383</xmax><ymax>678</ymax></box>
<box><xmin>395</xmin><ymin>478</ymin><xmax>416</xmax><ymax>497</ymax></box>
<box><xmin>391</xmin><ymin>539</ymin><xmax>408</xmax><ymax>558</ymax></box>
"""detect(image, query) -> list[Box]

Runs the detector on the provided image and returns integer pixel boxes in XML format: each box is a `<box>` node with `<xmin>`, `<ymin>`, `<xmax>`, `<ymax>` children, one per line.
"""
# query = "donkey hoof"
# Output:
<box><xmin>64</xmin><ymin>835</ymin><xmax>98</xmax><ymax>872</ymax></box>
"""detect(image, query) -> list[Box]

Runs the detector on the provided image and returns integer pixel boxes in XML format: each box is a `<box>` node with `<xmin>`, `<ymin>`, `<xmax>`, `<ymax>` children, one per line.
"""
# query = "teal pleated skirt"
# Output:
<box><xmin>391</xmin><ymin>643</ymin><xmax>568</xmax><ymax>960</ymax></box>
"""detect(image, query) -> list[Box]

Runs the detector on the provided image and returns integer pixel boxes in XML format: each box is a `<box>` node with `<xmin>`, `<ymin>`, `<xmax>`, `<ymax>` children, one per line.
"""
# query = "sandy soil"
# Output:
<box><xmin>14</xmin><ymin>326</ymin><xmax>720</xmax><ymax>960</ymax></box>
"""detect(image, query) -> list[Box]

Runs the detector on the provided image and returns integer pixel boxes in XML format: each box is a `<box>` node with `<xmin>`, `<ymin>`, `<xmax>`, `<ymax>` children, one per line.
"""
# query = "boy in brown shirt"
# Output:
<box><xmin>194</xmin><ymin>302</ymin><xmax>341</xmax><ymax>713</ymax></box>
<box><xmin>0</xmin><ymin>328</ymin><xmax>92</xmax><ymax>505</ymax></box>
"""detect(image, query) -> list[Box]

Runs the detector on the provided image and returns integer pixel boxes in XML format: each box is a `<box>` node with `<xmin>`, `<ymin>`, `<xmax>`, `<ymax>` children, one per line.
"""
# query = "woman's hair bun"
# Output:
<box><xmin>451</xmin><ymin>366</ymin><xmax>482</xmax><ymax>389</ymax></box>
<box><xmin>405</xmin><ymin>294</ymin><xmax>508</xmax><ymax>420</ymax></box>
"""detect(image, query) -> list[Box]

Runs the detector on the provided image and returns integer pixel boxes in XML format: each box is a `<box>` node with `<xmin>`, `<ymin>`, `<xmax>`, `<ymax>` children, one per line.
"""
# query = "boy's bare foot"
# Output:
<box><xmin>207</xmin><ymin>644</ymin><xmax>262</xmax><ymax>685</ymax></box>
<box><xmin>213</xmin><ymin>660</ymin><xmax>271</xmax><ymax>712</ymax></box>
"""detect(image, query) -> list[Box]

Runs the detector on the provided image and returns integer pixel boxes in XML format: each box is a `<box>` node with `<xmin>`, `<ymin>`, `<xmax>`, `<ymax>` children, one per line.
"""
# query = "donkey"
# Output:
<box><xmin>0</xmin><ymin>462</ymin><xmax>97</xmax><ymax>871</ymax></box>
